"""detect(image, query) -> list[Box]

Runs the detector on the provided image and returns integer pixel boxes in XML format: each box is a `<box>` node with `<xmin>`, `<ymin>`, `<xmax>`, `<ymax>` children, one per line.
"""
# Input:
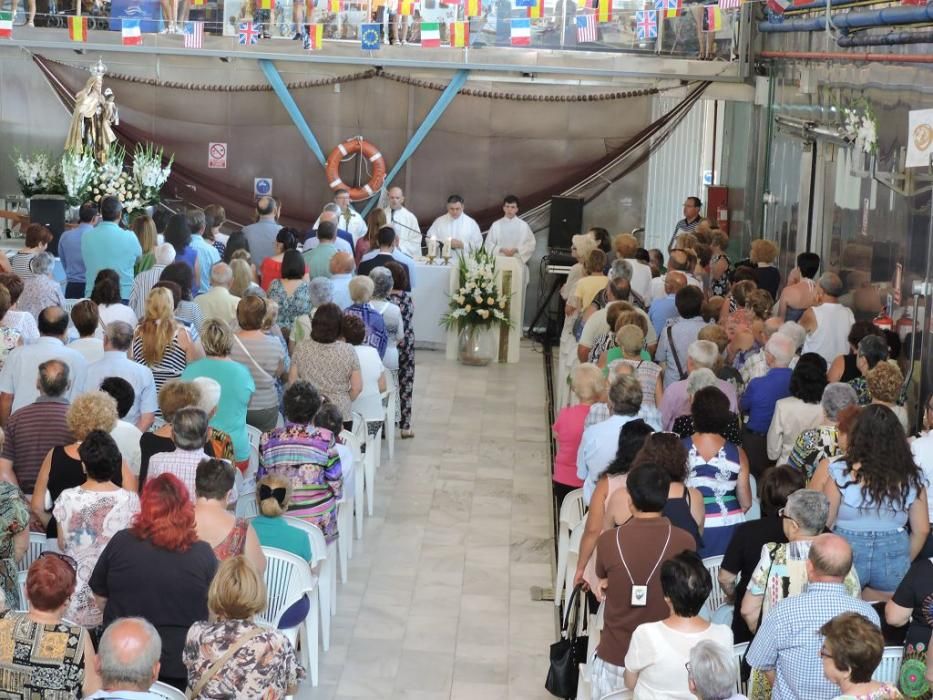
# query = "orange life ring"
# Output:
<box><xmin>325</xmin><ymin>139</ymin><xmax>387</xmax><ymax>201</ymax></box>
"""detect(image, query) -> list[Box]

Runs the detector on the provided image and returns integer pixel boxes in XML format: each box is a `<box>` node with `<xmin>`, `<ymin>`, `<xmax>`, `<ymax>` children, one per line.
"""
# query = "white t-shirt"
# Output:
<box><xmin>69</xmin><ymin>337</ymin><xmax>105</xmax><ymax>364</ymax></box>
<box><xmin>911</xmin><ymin>432</ymin><xmax>933</xmax><ymax>519</ymax></box>
<box><xmin>624</xmin><ymin>621</ymin><xmax>734</xmax><ymax>700</ymax></box>
<box><xmin>98</xmin><ymin>303</ymin><xmax>139</xmax><ymax>329</ymax></box>
<box><xmin>111</xmin><ymin>420</ymin><xmax>143</xmax><ymax>475</ymax></box>
<box><xmin>351</xmin><ymin>345</ymin><xmax>385</xmax><ymax>421</ymax></box>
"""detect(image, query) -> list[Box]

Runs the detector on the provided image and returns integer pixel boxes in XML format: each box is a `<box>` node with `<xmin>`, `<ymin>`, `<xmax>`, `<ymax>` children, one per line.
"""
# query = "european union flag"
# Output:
<box><xmin>360</xmin><ymin>23</ymin><xmax>381</xmax><ymax>50</ymax></box>
<box><xmin>514</xmin><ymin>0</ymin><xmax>535</xmax><ymax>6</ymax></box>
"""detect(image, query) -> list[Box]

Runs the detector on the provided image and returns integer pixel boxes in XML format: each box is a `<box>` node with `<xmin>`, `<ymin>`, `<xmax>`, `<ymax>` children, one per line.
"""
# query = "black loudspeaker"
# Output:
<box><xmin>548</xmin><ymin>196</ymin><xmax>584</xmax><ymax>250</ymax></box>
<box><xmin>29</xmin><ymin>197</ymin><xmax>67</xmax><ymax>256</ymax></box>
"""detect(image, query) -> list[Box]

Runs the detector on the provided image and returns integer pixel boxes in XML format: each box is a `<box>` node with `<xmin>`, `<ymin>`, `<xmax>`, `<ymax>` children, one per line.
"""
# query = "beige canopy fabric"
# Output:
<box><xmin>36</xmin><ymin>54</ymin><xmax>698</xmax><ymax>231</ymax></box>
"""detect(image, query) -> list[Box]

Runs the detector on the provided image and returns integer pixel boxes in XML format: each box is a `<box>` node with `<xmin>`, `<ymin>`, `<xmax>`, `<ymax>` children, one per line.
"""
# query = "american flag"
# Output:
<box><xmin>718</xmin><ymin>0</ymin><xmax>741</xmax><ymax>10</ymax></box>
<box><xmin>635</xmin><ymin>9</ymin><xmax>657</xmax><ymax>39</ymax></box>
<box><xmin>575</xmin><ymin>14</ymin><xmax>596</xmax><ymax>42</ymax></box>
<box><xmin>183</xmin><ymin>21</ymin><xmax>203</xmax><ymax>48</ymax></box>
<box><xmin>238</xmin><ymin>20</ymin><xmax>260</xmax><ymax>45</ymax></box>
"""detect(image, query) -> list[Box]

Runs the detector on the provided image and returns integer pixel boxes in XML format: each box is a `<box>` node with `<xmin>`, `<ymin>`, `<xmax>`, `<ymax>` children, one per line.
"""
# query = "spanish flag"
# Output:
<box><xmin>449</xmin><ymin>20</ymin><xmax>468</xmax><ymax>46</ymax></box>
<box><xmin>68</xmin><ymin>16</ymin><xmax>88</xmax><ymax>41</ymax></box>
<box><xmin>596</xmin><ymin>0</ymin><xmax>610</xmax><ymax>22</ymax></box>
<box><xmin>192</xmin><ymin>0</ymin><xmax>204</xmax><ymax>6</ymax></box>
<box><xmin>705</xmin><ymin>5</ymin><xmax>721</xmax><ymax>29</ymax></box>
<box><xmin>398</xmin><ymin>0</ymin><xmax>414</xmax><ymax>13</ymax></box>
<box><xmin>528</xmin><ymin>0</ymin><xmax>544</xmax><ymax>18</ymax></box>
<box><xmin>328</xmin><ymin>0</ymin><xmax>341</xmax><ymax>11</ymax></box>
<box><xmin>306</xmin><ymin>22</ymin><xmax>323</xmax><ymax>48</ymax></box>
<box><xmin>259</xmin><ymin>0</ymin><xmax>274</xmax><ymax>8</ymax></box>
<box><xmin>464</xmin><ymin>0</ymin><xmax>480</xmax><ymax>16</ymax></box>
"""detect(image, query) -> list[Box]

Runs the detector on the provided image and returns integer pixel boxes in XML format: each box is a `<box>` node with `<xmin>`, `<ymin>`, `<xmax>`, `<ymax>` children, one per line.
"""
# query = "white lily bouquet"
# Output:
<box><xmin>61</xmin><ymin>149</ymin><xmax>97</xmax><ymax>205</ymax></box>
<box><xmin>88</xmin><ymin>145</ymin><xmax>145</xmax><ymax>214</ymax></box>
<box><xmin>442</xmin><ymin>247</ymin><xmax>512</xmax><ymax>332</ymax></box>
<box><xmin>133</xmin><ymin>143</ymin><xmax>173</xmax><ymax>203</ymax></box>
<box><xmin>13</xmin><ymin>152</ymin><xmax>62</xmax><ymax>197</ymax></box>
<box><xmin>842</xmin><ymin>105</ymin><xmax>878</xmax><ymax>155</ymax></box>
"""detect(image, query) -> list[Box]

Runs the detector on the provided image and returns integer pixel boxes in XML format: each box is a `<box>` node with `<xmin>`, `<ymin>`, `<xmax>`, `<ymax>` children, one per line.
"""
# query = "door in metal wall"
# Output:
<box><xmin>763</xmin><ymin>132</ymin><xmax>815</xmax><ymax>282</ymax></box>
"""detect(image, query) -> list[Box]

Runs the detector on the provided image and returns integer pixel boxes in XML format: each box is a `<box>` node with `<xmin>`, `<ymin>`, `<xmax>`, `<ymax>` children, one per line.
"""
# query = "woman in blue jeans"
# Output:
<box><xmin>824</xmin><ymin>404</ymin><xmax>929</xmax><ymax>601</ymax></box>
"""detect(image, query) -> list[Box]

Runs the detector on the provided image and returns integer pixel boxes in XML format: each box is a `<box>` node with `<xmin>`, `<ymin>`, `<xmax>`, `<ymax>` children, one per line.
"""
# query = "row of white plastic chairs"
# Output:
<box><xmin>15</xmin><ymin>380</ymin><xmax>398</xmax><ymax>694</ymax></box>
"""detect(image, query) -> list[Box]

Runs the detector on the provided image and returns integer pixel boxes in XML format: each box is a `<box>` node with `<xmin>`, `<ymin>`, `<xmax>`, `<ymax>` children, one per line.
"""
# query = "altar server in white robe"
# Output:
<box><xmin>383</xmin><ymin>186</ymin><xmax>422</xmax><ymax>258</ymax></box>
<box><xmin>485</xmin><ymin>195</ymin><xmax>536</xmax><ymax>275</ymax></box>
<box><xmin>426</xmin><ymin>194</ymin><xmax>483</xmax><ymax>255</ymax></box>
<box><xmin>312</xmin><ymin>189</ymin><xmax>367</xmax><ymax>243</ymax></box>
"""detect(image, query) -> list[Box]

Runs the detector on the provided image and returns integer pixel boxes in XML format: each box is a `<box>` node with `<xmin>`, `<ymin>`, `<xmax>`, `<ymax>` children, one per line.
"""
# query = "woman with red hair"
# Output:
<box><xmin>89</xmin><ymin>473</ymin><xmax>218</xmax><ymax>691</ymax></box>
<box><xmin>0</xmin><ymin>554</ymin><xmax>102</xmax><ymax>696</ymax></box>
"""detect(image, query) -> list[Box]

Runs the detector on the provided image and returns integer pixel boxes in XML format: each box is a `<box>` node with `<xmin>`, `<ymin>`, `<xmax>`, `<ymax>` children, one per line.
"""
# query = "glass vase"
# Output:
<box><xmin>457</xmin><ymin>325</ymin><xmax>493</xmax><ymax>366</ymax></box>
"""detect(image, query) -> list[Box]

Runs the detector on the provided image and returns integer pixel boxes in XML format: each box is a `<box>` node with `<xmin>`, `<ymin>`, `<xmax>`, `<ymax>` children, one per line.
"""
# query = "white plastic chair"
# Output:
<box><xmin>17</xmin><ymin>532</ymin><xmax>47</xmax><ymax>573</ymax></box>
<box><xmin>562</xmin><ymin>522</ymin><xmax>585</xmax><ymax>617</ymax></box>
<box><xmin>258</xmin><ymin>546</ymin><xmax>320</xmax><ymax>687</ymax></box>
<box><xmin>555</xmin><ymin>488</ymin><xmax>586</xmax><ymax>607</ymax></box>
<box><xmin>148</xmin><ymin>681</ymin><xmax>187</xmax><ymax>699</ymax></box>
<box><xmin>341</xmin><ymin>428</ymin><xmax>365</xmax><ymax>542</ymax></box>
<box><xmin>362</xmin><ymin>421</ymin><xmax>383</xmax><ymax>517</ymax></box>
<box><xmin>281</xmin><ymin>516</ymin><xmax>335</xmax><ymax>652</ymax></box>
<box><xmin>732</xmin><ymin>642</ymin><xmax>749</xmax><ymax>695</ymax></box>
<box><xmin>245</xmin><ymin>425</ymin><xmax>262</xmax><ymax>480</ymax></box>
<box><xmin>234</xmin><ymin>470</ymin><xmax>260</xmax><ymax>520</ymax></box>
<box><xmin>16</xmin><ymin>570</ymin><xmax>27</xmax><ymax>611</ymax></box>
<box><xmin>872</xmin><ymin>646</ymin><xmax>904</xmax><ymax>684</ymax></box>
<box><xmin>702</xmin><ymin>554</ymin><xmax>726</xmax><ymax>614</ymax></box>
<box><xmin>382</xmin><ymin>379</ymin><xmax>397</xmax><ymax>461</ymax></box>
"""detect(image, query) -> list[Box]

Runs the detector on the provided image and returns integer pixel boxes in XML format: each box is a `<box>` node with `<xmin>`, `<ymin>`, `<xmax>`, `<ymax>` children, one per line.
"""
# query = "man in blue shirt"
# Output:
<box><xmin>58</xmin><ymin>201</ymin><xmax>97</xmax><ymax>299</ymax></box>
<box><xmin>746</xmin><ymin>534</ymin><xmax>880</xmax><ymax>700</ymax></box>
<box><xmin>648</xmin><ymin>270</ymin><xmax>685</xmax><ymax>336</ymax></box>
<box><xmin>187</xmin><ymin>209</ymin><xmax>220</xmax><ymax>295</ymax></box>
<box><xmin>740</xmin><ymin>332</ymin><xmax>795</xmax><ymax>477</ymax></box>
<box><xmin>81</xmin><ymin>196</ymin><xmax>142</xmax><ymax>300</ymax></box>
<box><xmin>654</xmin><ymin>285</ymin><xmax>707</xmax><ymax>388</ymax></box>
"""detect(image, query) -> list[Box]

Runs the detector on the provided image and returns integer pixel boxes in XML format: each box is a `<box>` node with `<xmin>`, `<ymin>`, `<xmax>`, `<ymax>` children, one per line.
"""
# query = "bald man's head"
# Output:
<box><xmin>668</xmin><ymin>249</ymin><xmax>690</xmax><ymax>272</ymax></box>
<box><xmin>256</xmin><ymin>196</ymin><xmax>275</xmax><ymax>217</ymax></box>
<box><xmin>38</xmin><ymin>306</ymin><xmax>69</xmax><ymax>339</ymax></box>
<box><xmin>664</xmin><ymin>271</ymin><xmax>687</xmax><ymax>295</ymax></box>
<box><xmin>97</xmin><ymin>617</ymin><xmax>161</xmax><ymax>690</ymax></box>
<box><xmin>808</xmin><ymin>533</ymin><xmax>853</xmax><ymax>581</ymax></box>
<box><xmin>330</xmin><ymin>252</ymin><xmax>355</xmax><ymax>275</ymax></box>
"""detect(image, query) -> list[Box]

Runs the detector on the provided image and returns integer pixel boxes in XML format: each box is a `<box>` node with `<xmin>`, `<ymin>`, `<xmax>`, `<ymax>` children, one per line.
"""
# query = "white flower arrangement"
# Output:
<box><xmin>13</xmin><ymin>152</ymin><xmax>62</xmax><ymax>197</ymax></box>
<box><xmin>842</xmin><ymin>105</ymin><xmax>878</xmax><ymax>155</ymax></box>
<box><xmin>61</xmin><ymin>149</ymin><xmax>97</xmax><ymax>205</ymax></box>
<box><xmin>442</xmin><ymin>248</ymin><xmax>512</xmax><ymax>332</ymax></box>
<box><xmin>133</xmin><ymin>143</ymin><xmax>173</xmax><ymax>203</ymax></box>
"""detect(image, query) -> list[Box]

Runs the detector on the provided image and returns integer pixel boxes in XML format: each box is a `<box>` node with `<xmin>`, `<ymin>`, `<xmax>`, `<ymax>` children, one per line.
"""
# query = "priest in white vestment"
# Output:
<box><xmin>426</xmin><ymin>195</ymin><xmax>483</xmax><ymax>255</ymax></box>
<box><xmin>383</xmin><ymin>186</ymin><xmax>422</xmax><ymax>258</ymax></box>
<box><xmin>312</xmin><ymin>189</ymin><xmax>367</xmax><ymax>244</ymax></box>
<box><xmin>485</xmin><ymin>195</ymin><xmax>536</xmax><ymax>269</ymax></box>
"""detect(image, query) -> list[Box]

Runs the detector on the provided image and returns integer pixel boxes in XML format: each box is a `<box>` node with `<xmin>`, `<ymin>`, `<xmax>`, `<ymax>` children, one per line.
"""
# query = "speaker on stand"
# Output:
<box><xmin>528</xmin><ymin>196</ymin><xmax>585</xmax><ymax>345</ymax></box>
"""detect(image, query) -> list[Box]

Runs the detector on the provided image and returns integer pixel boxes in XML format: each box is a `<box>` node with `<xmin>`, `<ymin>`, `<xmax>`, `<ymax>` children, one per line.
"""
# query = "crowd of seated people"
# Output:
<box><xmin>555</xmin><ymin>220</ymin><xmax>932</xmax><ymax>700</ymax></box>
<box><xmin>0</xmin><ymin>193</ymin><xmax>417</xmax><ymax>696</ymax></box>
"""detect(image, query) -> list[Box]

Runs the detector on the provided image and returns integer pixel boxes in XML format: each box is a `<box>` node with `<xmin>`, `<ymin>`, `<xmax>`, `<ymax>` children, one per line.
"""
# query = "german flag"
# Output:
<box><xmin>527</xmin><ymin>0</ymin><xmax>544</xmax><ymax>18</ymax></box>
<box><xmin>398</xmin><ymin>0</ymin><xmax>414</xmax><ymax>14</ymax></box>
<box><xmin>68</xmin><ymin>15</ymin><xmax>88</xmax><ymax>42</ymax></box>
<box><xmin>449</xmin><ymin>20</ymin><xmax>468</xmax><ymax>46</ymax></box>
<box><xmin>464</xmin><ymin>0</ymin><xmax>481</xmax><ymax>16</ymax></box>
<box><xmin>705</xmin><ymin>5</ymin><xmax>722</xmax><ymax>29</ymax></box>
<box><xmin>596</xmin><ymin>0</ymin><xmax>610</xmax><ymax>22</ymax></box>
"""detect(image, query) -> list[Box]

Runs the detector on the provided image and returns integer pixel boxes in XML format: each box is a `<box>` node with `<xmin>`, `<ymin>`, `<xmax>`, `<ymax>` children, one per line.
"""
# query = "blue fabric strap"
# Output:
<box><xmin>259</xmin><ymin>59</ymin><xmax>328</xmax><ymax>167</ymax></box>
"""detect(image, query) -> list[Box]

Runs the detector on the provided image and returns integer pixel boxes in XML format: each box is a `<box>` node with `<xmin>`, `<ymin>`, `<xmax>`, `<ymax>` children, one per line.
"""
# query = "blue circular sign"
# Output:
<box><xmin>255</xmin><ymin>178</ymin><xmax>272</xmax><ymax>196</ymax></box>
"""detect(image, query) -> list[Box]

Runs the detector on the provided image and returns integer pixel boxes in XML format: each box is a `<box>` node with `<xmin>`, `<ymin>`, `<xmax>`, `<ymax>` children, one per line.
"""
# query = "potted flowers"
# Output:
<box><xmin>442</xmin><ymin>247</ymin><xmax>512</xmax><ymax>366</ymax></box>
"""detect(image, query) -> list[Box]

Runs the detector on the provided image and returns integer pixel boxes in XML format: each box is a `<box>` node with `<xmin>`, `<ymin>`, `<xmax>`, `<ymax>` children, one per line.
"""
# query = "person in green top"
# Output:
<box><xmin>250</xmin><ymin>474</ymin><xmax>313</xmax><ymax>629</ymax></box>
<box><xmin>599</xmin><ymin>311</ymin><xmax>654</xmax><ymax>369</ymax></box>
<box><xmin>180</xmin><ymin>319</ymin><xmax>255</xmax><ymax>465</ymax></box>
<box><xmin>303</xmin><ymin>220</ymin><xmax>340</xmax><ymax>280</ymax></box>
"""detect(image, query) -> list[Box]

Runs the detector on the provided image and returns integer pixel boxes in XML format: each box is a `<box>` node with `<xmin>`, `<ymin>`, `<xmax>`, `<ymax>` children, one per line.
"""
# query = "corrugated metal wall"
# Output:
<box><xmin>644</xmin><ymin>95</ymin><xmax>707</xmax><ymax>252</ymax></box>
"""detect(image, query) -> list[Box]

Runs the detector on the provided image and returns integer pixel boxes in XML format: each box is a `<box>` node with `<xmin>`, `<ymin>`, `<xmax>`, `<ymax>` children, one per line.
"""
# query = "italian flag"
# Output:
<box><xmin>0</xmin><ymin>12</ymin><xmax>12</xmax><ymax>38</ymax></box>
<box><xmin>420</xmin><ymin>21</ymin><xmax>439</xmax><ymax>47</ymax></box>
<box><xmin>68</xmin><ymin>15</ymin><xmax>88</xmax><ymax>42</ymax></box>
<box><xmin>449</xmin><ymin>20</ymin><xmax>468</xmax><ymax>46</ymax></box>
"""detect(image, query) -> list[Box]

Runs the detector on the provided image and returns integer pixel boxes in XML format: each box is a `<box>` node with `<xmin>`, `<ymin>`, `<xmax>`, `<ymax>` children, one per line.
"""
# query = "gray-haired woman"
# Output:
<box><xmin>687</xmin><ymin>640</ymin><xmax>746</xmax><ymax>700</ymax></box>
<box><xmin>291</xmin><ymin>276</ymin><xmax>333</xmax><ymax>347</ymax></box>
<box><xmin>369</xmin><ymin>266</ymin><xmax>404</xmax><ymax>384</ymax></box>
<box><xmin>786</xmin><ymin>382</ymin><xmax>859</xmax><ymax>482</ymax></box>
<box><xmin>18</xmin><ymin>252</ymin><xmax>65</xmax><ymax>320</ymax></box>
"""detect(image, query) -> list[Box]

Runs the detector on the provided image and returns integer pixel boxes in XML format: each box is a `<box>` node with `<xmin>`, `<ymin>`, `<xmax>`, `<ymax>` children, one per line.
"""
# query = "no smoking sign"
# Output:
<box><xmin>208</xmin><ymin>142</ymin><xmax>227</xmax><ymax>169</ymax></box>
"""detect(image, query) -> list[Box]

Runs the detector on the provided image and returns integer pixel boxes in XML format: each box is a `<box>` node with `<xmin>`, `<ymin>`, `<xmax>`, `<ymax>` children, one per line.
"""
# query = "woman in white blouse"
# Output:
<box><xmin>766</xmin><ymin>353</ymin><xmax>827</xmax><ymax>465</ymax></box>
<box><xmin>368</xmin><ymin>267</ymin><xmax>403</xmax><ymax>391</ymax></box>
<box><xmin>343</xmin><ymin>313</ymin><xmax>386</xmax><ymax>433</ymax></box>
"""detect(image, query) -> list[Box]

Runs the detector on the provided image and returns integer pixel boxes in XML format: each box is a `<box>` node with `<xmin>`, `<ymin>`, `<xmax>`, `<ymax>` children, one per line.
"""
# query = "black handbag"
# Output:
<box><xmin>545</xmin><ymin>583</ymin><xmax>589</xmax><ymax>699</ymax></box>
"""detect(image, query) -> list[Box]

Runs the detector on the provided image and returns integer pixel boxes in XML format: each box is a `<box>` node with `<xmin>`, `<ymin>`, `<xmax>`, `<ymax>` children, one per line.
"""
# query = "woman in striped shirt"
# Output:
<box><xmin>258</xmin><ymin>380</ymin><xmax>342</xmax><ymax>543</ymax></box>
<box><xmin>683</xmin><ymin>386</ymin><xmax>752</xmax><ymax>557</ymax></box>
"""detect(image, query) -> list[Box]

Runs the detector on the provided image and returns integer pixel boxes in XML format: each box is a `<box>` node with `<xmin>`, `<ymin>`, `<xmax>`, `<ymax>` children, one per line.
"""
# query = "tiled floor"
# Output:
<box><xmin>298</xmin><ymin>341</ymin><xmax>558</xmax><ymax>699</ymax></box>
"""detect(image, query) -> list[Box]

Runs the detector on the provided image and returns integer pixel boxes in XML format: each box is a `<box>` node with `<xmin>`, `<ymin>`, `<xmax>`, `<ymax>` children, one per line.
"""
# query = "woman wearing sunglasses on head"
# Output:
<box><xmin>0</xmin><ymin>553</ymin><xmax>102</xmax><ymax>697</ymax></box>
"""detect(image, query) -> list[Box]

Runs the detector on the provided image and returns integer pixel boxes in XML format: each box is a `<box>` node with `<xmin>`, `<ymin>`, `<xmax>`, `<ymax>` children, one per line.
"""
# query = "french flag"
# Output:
<box><xmin>511</xmin><ymin>17</ymin><xmax>531</xmax><ymax>45</ymax></box>
<box><xmin>122</xmin><ymin>19</ymin><xmax>142</xmax><ymax>45</ymax></box>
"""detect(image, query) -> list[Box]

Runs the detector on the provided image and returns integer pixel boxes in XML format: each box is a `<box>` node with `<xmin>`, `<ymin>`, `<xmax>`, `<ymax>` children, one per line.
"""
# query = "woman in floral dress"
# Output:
<box><xmin>184</xmin><ymin>556</ymin><xmax>303</xmax><ymax>699</ymax></box>
<box><xmin>385</xmin><ymin>261</ymin><xmax>415</xmax><ymax>438</ymax></box>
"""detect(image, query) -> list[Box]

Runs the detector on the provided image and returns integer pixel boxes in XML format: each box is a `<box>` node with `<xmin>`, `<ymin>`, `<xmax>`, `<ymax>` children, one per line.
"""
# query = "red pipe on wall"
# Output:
<box><xmin>760</xmin><ymin>49</ymin><xmax>933</xmax><ymax>63</ymax></box>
